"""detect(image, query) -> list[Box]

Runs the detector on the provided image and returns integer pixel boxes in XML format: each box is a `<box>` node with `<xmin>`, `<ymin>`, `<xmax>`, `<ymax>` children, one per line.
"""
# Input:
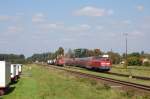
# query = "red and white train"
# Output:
<box><xmin>49</xmin><ymin>55</ymin><xmax>112</xmax><ymax>71</ymax></box>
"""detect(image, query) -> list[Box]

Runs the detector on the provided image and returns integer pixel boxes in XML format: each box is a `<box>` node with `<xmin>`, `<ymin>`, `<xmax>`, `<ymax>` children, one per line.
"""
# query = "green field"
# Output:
<box><xmin>62</xmin><ymin>65</ymin><xmax>150</xmax><ymax>86</ymax></box>
<box><xmin>111</xmin><ymin>65</ymin><xmax>150</xmax><ymax>77</ymax></box>
<box><xmin>2</xmin><ymin>64</ymin><xmax>150</xmax><ymax>99</ymax></box>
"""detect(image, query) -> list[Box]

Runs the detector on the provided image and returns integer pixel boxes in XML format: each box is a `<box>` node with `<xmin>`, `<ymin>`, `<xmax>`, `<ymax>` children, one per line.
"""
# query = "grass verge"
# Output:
<box><xmin>2</xmin><ymin>64</ymin><xmax>150</xmax><ymax>99</ymax></box>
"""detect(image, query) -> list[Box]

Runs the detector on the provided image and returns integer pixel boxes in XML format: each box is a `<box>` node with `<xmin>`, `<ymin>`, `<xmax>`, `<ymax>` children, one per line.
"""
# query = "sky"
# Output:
<box><xmin>0</xmin><ymin>0</ymin><xmax>150</xmax><ymax>57</ymax></box>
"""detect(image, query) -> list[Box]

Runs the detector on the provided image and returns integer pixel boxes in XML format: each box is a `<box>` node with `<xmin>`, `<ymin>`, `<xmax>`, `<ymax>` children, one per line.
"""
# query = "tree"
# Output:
<box><xmin>0</xmin><ymin>54</ymin><xmax>26</xmax><ymax>64</ymax></box>
<box><xmin>141</xmin><ymin>51</ymin><xmax>144</xmax><ymax>55</ymax></box>
<box><xmin>107</xmin><ymin>51</ymin><xmax>121</xmax><ymax>64</ymax></box>
<box><xmin>128</xmin><ymin>52</ymin><xmax>140</xmax><ymax>57</ymax></box>
<box><xmin>127</xmin><ymin>57</ymin><xmax>142</xmax><ymax>66</ymax></box>
<box><xmin>56</xmin><ymin>47</ymin><xmax>64</xmax><ymax>56</ymax></box>
<box><xmin>74</xmin><ymin>48</ymin><xmax>89</xmax><ymax>58</ymax></box>
<box><xmin>126</xmin><ymin>52</ymin><xmax>142</xmax><ymax>66</ymax></box>
<box><xmin>93</xmin><ymin>49</ymin><xmax>102</xmax><ymax>56</ymax></box>
<box><xmin>87</xmin><ymin>50</ymin><xmax>94</xmax><ymax>57</ymax></box>
<box><xmin>65</xmin><ymin>48</ymin><xmax>74</xmax><ymax>58</ymax></box>
<box><xmin>27</xmin><ymin>52</ymin><xmax>55</xmax><ymax>62</ymax></box>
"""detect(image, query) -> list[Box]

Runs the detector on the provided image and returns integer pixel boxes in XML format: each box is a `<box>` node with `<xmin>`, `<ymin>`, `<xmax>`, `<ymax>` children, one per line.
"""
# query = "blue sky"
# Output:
<box><xmin>0</xmin><ymin>0</ymin><xmax>150</xmax><ymax>56</ymax></box>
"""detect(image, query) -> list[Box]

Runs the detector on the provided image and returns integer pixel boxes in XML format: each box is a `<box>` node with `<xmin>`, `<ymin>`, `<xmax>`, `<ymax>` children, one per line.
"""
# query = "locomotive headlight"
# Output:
<box><xmin>101</xmin><ymin>62</ymin><xmax>106</xmax><ymax>65</ymax></box>
<box><xmin>106</xmin><ymin>63</ymin><xmax>110</xmax><ymax>65</ymax></box>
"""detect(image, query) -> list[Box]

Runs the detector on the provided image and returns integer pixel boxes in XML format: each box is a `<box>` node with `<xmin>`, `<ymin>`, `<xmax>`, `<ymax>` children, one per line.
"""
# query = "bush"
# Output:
<box><xmin>127</xmin><ymin>57</ymin><xmax>142</xmax><ymax>66</ymax></box>
<box><xmin>143</xmin><ymin>61</ymin><xmax>150</xmax><ymax>66</ymax></box>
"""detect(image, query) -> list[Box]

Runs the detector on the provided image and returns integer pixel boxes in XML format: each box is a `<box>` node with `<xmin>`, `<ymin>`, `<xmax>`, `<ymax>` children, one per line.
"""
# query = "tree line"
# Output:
<box><xmin>27</xmin><ymin>47</ymin><xmax>64</xmax><ymax>63</ymax></box>
<box><xmin>27</xmin><ymin>47</ymin><xmax>150</xmax><ymax>66</ymax></box>
<box><xmin>0</xmin><ymin>54</ymin><xmax>25</xmax><ymax>64</ymax></box>
<box><xmin>1</xmin><ymin>47</ymin><xmax>149</xmax><ymax>66</ymax></box>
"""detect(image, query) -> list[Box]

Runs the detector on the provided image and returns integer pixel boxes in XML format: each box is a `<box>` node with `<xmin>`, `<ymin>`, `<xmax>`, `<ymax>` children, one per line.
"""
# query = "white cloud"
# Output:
<box><xmin>36</xmin><ymin>22</ymin><xmax>91</xmax><ymax>33</ymax></box>
<box><xmin>37</xmin><ymin>23</ymin><xmax>64</xmax><ymax>32</ymax></box>
<box><xmin>107</xmin><ymin>9</ymin><xmax>114</xmax><ymax>15</ymax></box>
<box><xmin>74</xmin><ymin>6</ymin><xmax>113</xmax><ymax>17</ymax></box>
<box><xmin>0</xmin><ymin>14</ymin><xmax>23</xmax><ymax>22</ymax></box>
<box><xmin>122</xmin><ymin>20</ymin><xmax>132</xmax><ymax>25</ymax></box>
<box><xmin>79</xmin><ymin>24</ymin><xmax>91</xmax><ymax>29</ymax></box>
<box><xmin>66</xmin><ymin>24</ymin><xmax>91</xmax><ymax>33</ymax></box>
<box><xmin>42</xmin><ymin>23</ymin><xmax>57</xmax><ymax>29</ymax></box>
<box><xmin>140</xmin><ymin>16</ymin><xmax>150</xmax><ymax>29</ymax></box>
<box><xmin>32</xmin><ymin>13</ymin><xmax>46</xmax><ymax>23</ymax></box>
<box><xmin>61</xmin><ymin>38</ymin><xmax>74</xmax><ymax>42</ymax></box>
<box><xmin>0</xmin><ymin>15</ymin><xmax>10</xmax><ymax>21</ymax></box>
<box><xmin>96</xmin><ymin>26</ymin><xmax>103</xmax><ymax>30</ymax></box>
<box><xmin>0</xmin><ymin>15</ymin><xmax>14</xmax><ymax>21</ymax></box>
<box><xmin>16</xmin><ymin>13</ymin><xmax>24</xmax><ymax>16</ymax></box>
<box><xmin>137</xmin><ymin>5</ymin><xmax>144</xmax><ymax>12</ymax></box>
<box><xmin>128</xmin><ymin>30</ymin><xmax>145</xmax><ymax>39</ymax></box>
<box><xmin>7</xmin><ymin>26</ymin><xmax>23</xmax><ymax>33</ymax></box>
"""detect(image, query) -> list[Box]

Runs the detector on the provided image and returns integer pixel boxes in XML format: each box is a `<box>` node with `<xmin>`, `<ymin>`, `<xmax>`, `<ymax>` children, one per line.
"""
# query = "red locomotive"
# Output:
<box><xmin>55</xmin><ymin>55</ymin><xmax>112</xmax><ymax>71</ymax></box>
<box><xmin>55</xmin><ymin>58</ymin><xmax>65</xmax><ymax>66</ymax></box>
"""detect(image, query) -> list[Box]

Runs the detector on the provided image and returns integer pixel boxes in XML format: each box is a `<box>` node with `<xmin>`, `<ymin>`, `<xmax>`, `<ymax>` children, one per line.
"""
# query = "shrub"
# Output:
<box><xmin>143</xmin><ymin>61</ymin><xmax>150</xmax><ymax>66</ymax></box>
<box><xmin>127</xmin><ymin>57</ymin><xmax>142</xmax><ymax>66</ymax></box>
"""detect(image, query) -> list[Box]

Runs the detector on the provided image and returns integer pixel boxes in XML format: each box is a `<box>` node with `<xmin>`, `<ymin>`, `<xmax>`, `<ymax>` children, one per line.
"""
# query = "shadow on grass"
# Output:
<box><xmin>9</xmin><ymin>79</ymin><xmax>20</xmax><ymax>85</ymax></box>
<box><xmin>4</xmin><ymin>86</ymin><xmax>16</xmax><ymax>95</ymax></box>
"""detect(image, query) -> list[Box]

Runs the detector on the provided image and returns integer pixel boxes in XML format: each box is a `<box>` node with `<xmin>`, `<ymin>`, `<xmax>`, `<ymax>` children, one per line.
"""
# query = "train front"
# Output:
<box><xmin>92</xmin><ymin>55</ymin><xmax>112</xmax><ymax>71</ymax></box>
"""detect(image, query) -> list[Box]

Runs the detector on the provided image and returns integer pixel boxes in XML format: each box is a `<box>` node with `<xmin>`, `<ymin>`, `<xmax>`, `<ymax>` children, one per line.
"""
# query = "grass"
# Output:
<box><xmin>111</xmin><ymin>65</ymin><xmax>150</xmax><ymax>77</ymax></box>
<box><xmin>2</xmin><ymin>64</ymin><xmax>150</xmax><ymax>99</ymax></box>
<box><xmin>61</xmin><ymin>65</ymin><xmax>150</xmax><ymax>86</ymax></box>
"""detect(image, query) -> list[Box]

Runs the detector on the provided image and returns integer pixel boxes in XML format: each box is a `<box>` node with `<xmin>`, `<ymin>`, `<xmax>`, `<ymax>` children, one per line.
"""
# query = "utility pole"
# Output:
<box><xmin>125</xmin><ymin>33</ymin><xmax>128</xmax><ymax>69</ymax></box>
<box><xmin>123</xmin><ymin>33</ymin><xmax>128</xmax><ymax>68</ymax></box>
<box><xmin>123</xmin><ymin>33</ymin><xmax>132</xmax><ymax>78</ymax></box>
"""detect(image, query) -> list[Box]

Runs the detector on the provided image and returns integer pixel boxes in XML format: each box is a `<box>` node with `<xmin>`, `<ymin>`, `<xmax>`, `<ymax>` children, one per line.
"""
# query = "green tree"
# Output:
<box><xmin>93</xmin><ymin>49</ymin><xmax>102</xmax><ymax>56</ymax></box>
<box><xmin>65</xmin><ymin>48</ymin><xmax>74</xmax><ymax>58</ymax></box>
<box><xmin>87</xmin><ymin>50</ymin><xmax>94</xmax><ymax>57</ymax></box>
<box><xmin>56</xmin><ymin>47</ymin><xmax>64</xmax><ymax>56</ymax></box>
<box><xmin>126</xmin><ymin>52</ymin><xmax>142</xmax><ymax>66</ymax></box>
<box><xmin>0</xmin><ymin>54</ymin><xmax>26</xmax><ymax>64</ymax></box>
<box><xmin>127</xmin><ymin>57</ymin><xmax>142</xmax><ymax>66</ymax></box>
<box><xmin>107</xmin><ymin>51</ymin><xmax>121</xmax><ymax>64</ymax></box>
<box><xmin>74</xmin><ymin>48</ymin><xmax>88</xmax><ymax>58</ymax></box>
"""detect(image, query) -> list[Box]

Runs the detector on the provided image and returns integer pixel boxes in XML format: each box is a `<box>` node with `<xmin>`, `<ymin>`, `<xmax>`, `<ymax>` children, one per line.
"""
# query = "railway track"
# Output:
<box><xmin>64</xmin><ymin>65</ymin><xmax>150</xmax><ymax>81</ymax></box>
<box><xmin>105</xmin><ymin>72</ymin><xmax>150</xmax><ymax>80</ymax></box>
<box><xmin>112</xmin><ymin>66</ymin><xmax>150</xmax><ymax>71</ymax></box>
<box><xmin>42</xmin><ymin>64</ymin><xmax>150</xmax><ymax>94</ymax></box>
<box><xmin>37</xmin><ymin>63</ymin><xmax>150</xmax><ymax>94</ymax></box>
<box><xmin>37</xmin><ymin>63</ymin><xmax>150</xmax><ymax>81</ymax></box>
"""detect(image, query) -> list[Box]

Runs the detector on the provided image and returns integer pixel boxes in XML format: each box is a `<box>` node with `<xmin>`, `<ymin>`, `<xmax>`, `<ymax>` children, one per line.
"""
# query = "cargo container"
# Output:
<box><xmin>15</xmin><ymin>64</ymin><xmax>19</xmax><ymax>79</ymax></box>
<box><xmin>18</xmin><ymin>64</ymin><xmax>22</xmax><ymax>75</ymax></box>
<box><xmin>10</xmin><ymin>64</ymin><xmax>17</xmax><ymax>82</ymax></box>
<box><xmin>0</xmin><ymin>61</ymin><xmax>11</xmax><ymax>95</ymax></box>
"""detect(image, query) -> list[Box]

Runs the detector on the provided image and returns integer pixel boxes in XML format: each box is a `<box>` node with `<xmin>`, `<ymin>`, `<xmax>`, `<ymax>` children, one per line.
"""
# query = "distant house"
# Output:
<box><xmin>35</xmin><ymin>60</ymin><xmax>39</xmax><ymax>63</ymax></box>
<box><xmin>120</xmin><ymin>61</ymin><xmax>125</xmax><ymax>64</ymax></box>
<box><xmin>142</xmin><ymin>58</ymin><xmax>150</xmax><ymax>63</ymax></box>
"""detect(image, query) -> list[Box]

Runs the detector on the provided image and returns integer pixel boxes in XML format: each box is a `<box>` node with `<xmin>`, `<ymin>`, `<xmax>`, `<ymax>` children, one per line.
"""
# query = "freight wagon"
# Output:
<box><xmin>47</xmin><ymin>60</ymin><xmax>55</xmax><ymax>65</ymax></box>
<box><xmin>0</xmin><ymin>61</ymin><xmax>11</xmax><ymax>95</ymax></box>
<box><xmin>10</xmin><ymin>64</ymin><xmax>17</xmax><ymax>82</ymax></box>
<box><xmin>18</xmin><ymin>64</ymin><xmax>22</xmax><ymax>75</ymax></box>
<box><xmin>15</xmin><ymin>64</ymin><xmax>19</xmax><ymax>79</ymax></box>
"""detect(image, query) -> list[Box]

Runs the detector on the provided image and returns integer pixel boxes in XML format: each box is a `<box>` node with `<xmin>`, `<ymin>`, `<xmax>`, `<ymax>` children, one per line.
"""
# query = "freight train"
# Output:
<box><xmin>0</xmin><ymin>61</ymin><xmax>22</xmax><ymax>95</ymax></box>
<box><xmin>48</xmin><ymin>55</ymin><xmax>112</xmax><ymax>71</ymax></box>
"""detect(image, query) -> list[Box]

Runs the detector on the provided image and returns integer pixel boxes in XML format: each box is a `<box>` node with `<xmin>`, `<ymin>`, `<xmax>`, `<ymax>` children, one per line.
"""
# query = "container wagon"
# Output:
<box><xmin>18</xmin><ymin>64</ymin><xmax>22</xmax><ymax>75</ymax></box>
<box><xmin>0</xmin><ymin>61</ymin><xmax>11</xmax><ymax>95</ymax></box>
<box><xmin>47</xmin><ymin>60</ymin><xmax>55</xmax><ymax>65</ymax></box>
<box><xmin>15</xmin><ymin>64</ymin><xmax>19</xmax><ymax>79</ymax></box>
<box><xmin>10</xmin><ymin>64</ymin><xmax>17</xmax><ymax>82</ymax></box>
